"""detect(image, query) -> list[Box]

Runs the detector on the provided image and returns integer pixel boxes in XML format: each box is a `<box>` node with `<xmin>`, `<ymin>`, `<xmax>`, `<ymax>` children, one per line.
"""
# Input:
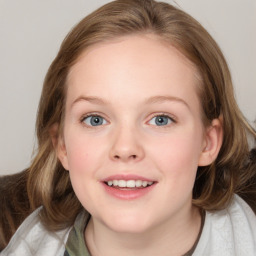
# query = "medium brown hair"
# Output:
<box><xmin>0</xmin><ymin>169</ymin><xmax>32</xmax><ymax>250</ymax></box>
<box><xmin>26</xmin><ymin>0</ymin><xmax>256</xmax><ymax>231</ymax></box>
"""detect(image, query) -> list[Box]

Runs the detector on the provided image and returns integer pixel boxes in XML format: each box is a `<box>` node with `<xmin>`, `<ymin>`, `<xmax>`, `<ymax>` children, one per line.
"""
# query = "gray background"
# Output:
<box><xmin>0</xmin><ymin>0</ymin><xmax>255</xmax><ymax>175</ymax></box>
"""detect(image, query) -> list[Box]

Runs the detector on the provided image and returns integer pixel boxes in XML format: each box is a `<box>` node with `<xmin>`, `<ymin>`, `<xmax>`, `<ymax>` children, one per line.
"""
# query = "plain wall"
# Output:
<box><xmin>0</xmin><ymin>0</ymin><xmax>255</xmax><ymax>175</ymax></box>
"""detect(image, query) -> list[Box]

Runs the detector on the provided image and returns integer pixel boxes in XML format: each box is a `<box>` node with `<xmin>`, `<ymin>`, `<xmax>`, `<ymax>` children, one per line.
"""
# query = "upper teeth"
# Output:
<box><xmin>107</xmin><ymin>180</ymin><xmax>153</xmax><ymax>188</ymax></box>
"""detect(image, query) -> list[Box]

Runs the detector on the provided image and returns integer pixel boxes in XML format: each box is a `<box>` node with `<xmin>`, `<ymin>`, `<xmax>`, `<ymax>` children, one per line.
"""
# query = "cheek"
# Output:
<box><xmin>64</xmin><ymin>132</ymin><xmax>102</xmax><ymax>180</ymax></box>
<box><xmin>64</xmin><ymin>135</ymin><xmax>104</xmax><ymax>207</ymax></box>
<box><xmin>67</xmin><ymin>143</ymin><xmax>90</xmax><ymax>171</ymax></box>
<box><xmin>150</xmin><ymin>128</ymin><xmax>203</xmax><ymax>179</ymax></box>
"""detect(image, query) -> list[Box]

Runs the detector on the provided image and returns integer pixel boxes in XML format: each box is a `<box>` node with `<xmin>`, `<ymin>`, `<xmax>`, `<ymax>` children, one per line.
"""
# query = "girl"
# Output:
<box><xmin>1</xmin><ymin>0</ymin><xmax>256</xmax><ymax>255</ymax></box>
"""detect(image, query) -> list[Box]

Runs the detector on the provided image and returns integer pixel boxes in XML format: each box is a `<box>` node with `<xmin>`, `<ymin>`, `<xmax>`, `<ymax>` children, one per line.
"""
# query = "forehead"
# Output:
<box><xmin>66</xmin><ymin>34</ymin><xmax>201</xmax><ymax>108</ymax></box>
<box><xmin>68</xmin><ymin>33</ymin><xmax>200</xmax><ymax>80</ymax></box>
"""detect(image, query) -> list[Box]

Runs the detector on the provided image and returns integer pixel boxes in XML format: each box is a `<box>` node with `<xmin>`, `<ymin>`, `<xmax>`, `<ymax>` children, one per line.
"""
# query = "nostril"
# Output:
<box><xmin>113</xmin><ymin>154</ymin><xmax>137</xmax><ymax>160</ymax></box>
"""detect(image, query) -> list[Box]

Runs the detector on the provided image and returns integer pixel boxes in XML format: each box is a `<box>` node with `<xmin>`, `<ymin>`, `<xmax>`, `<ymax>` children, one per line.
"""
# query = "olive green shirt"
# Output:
<box><xmin>64</xmin><ymin>211</ymin><xmax>91</xmax><ymax>256</ymax></box>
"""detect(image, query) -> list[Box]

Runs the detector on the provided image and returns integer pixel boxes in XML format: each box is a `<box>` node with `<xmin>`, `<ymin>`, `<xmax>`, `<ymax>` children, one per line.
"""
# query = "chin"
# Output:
<box><xmin>103</xmin><ymin>212</ymin><xmax>153</xmax><ymax>234</ymax></box>
<box><xmin>109</xmin><ymin>223</ymin><xmax>151</xmax><ymax>234</ymax></box>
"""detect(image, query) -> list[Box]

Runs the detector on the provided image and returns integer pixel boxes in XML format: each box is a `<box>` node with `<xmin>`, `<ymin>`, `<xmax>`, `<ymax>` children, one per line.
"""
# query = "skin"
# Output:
<box><xmin>57</xmin><ymin>34</ymin><xmax>223</xmax><ymax>256</ymax></box>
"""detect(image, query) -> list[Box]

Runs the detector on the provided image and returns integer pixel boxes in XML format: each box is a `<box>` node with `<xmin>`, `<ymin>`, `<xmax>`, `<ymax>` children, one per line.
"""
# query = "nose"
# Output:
<box><xmin>109</xmin><ymin>126</ymin><xmax>145</xmax><ymax>163</ymax></box>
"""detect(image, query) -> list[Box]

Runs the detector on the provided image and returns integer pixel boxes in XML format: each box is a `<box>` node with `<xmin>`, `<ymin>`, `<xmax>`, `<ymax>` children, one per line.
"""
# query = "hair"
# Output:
<box><xmin>0</xmin><ymin>169</ymin><xmax>32</xmax><ymax>250</ymax></box>
<box><xmin>20</xmin><ymin>0</ymin><xmax>256</xmax><ymax>232</ymax></box>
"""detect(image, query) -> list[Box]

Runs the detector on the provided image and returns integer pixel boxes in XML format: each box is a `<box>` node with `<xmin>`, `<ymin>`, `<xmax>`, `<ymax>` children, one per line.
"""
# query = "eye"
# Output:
<box><xmin>82</xmin><ymin>115</ymin><xmax>107</xmax><ymax>126</ymax></box>
<box><xmin>148</xmin><ymin>115</ymin><xmax>174</xmax><ymax>126</ymax></box>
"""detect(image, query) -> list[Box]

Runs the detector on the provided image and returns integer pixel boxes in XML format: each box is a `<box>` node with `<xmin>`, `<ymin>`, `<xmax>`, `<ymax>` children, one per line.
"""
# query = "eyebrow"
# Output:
<box><xmin>145</xmin><ymin>95</ymin><xmax>190</xmax><ymax>109</ymax></box>
<box><xmin>71</xmin><ymin>95</ymin><xmax>190</xmax><ymax>109</ymax></box>
<box><xmin>71</xmin><ymin>96</ymin><xmax>110</xmax><ymax>107</ymax></box>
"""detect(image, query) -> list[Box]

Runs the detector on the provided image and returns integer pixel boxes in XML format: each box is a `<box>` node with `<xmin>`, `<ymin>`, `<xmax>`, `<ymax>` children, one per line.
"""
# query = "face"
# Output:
<box><xmin>58</xmin><ymin>34</ymin><xmax>219</xmax><ymax>234</ymax></box>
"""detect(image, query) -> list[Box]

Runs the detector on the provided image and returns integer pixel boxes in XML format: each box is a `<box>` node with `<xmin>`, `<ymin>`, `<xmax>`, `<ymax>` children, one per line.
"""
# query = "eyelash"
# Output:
<box><xmin>80</xmin><ymin>112</ymin><xmax>177</xmax><ymax>128</ymax></box>
<box><xmin>80</xmin><ymin>113</ymin><xmax>108</xmax><ymax>127</ymax></box>
<box><xmin>147</xmin><ymin>113</ymin><xmax>176</xmax><ymax>127</ymax></box>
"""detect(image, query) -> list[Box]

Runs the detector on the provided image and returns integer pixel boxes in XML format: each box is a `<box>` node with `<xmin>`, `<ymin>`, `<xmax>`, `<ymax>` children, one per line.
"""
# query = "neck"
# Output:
<box><xmin>85</xmin><ymin>206</ymin><xmax>202</xmax><ymax>256</ymax></box>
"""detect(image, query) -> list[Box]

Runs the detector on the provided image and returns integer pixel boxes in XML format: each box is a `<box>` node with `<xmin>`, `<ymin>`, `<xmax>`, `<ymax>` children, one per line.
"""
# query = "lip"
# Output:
<box><xmin>103</xmin><ymin>174</ymin><xmax>155</xmax><ymax>182</ymax></box>
<box><xmin>101</xmin><ymin>174</ymin><xmax>157</xmax><ymax>200</ymax></box>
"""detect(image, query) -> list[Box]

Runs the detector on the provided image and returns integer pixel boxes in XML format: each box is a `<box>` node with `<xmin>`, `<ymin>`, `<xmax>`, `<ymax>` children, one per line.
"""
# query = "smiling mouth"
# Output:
<box><xmin>104</xmin><ymin>180</ymin><xmax>155</xmax><ymax>189</ymax></box>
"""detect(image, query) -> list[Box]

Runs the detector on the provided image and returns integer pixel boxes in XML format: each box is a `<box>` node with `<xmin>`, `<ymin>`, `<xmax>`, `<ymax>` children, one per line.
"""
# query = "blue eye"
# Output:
<box><xmin>149</xmin><ymin>115</ymin><xmax>173</xmax><ymax>126</ymax></box>
<box><xmin>83</xmin><ymin>115</ymin><xmax>107</xmax><ymax>126</ymax></box>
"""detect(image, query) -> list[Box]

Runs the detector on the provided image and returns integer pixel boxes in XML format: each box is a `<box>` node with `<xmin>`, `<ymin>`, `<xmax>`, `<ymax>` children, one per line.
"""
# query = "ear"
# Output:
<box><xmin>49</xmin><ymin>123</ymin><xmax>69</xmax><ymax>170</ymax></box>
<box><xmin>198</xmin><ymin>118</ymin><xmax>223</xmax><ymax>166</ymax></box>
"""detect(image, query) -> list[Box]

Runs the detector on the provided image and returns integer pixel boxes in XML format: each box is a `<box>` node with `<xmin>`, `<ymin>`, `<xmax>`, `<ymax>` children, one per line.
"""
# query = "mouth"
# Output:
<box><xmin>102</xmin><ymin>175</ymin><xmax>157</xmax><ymax>200</ymax></box>
<box><xmin>104</xmin><ymin>179</ymin><xmax>155</xmax><ymax>189</ymax></box>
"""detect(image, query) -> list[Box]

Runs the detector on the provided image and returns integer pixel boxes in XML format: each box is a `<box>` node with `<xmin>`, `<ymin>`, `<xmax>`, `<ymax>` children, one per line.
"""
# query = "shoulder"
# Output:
<box><xmin>0</xmin><ymin>207</ymin><xmax>70</xmax><ymax>256</ymax></box>
<box><xmin>194</xmin><ymin>195</ymin><xmax>256</xmax><ymax>256</ymax></box>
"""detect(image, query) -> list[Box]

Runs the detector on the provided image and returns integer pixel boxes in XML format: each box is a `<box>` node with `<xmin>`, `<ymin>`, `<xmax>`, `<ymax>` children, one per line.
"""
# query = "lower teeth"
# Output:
<box><xmin>106</xmin><ymin>183</ymin><xmax>152</xmax><ymax>188</ymax></box>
